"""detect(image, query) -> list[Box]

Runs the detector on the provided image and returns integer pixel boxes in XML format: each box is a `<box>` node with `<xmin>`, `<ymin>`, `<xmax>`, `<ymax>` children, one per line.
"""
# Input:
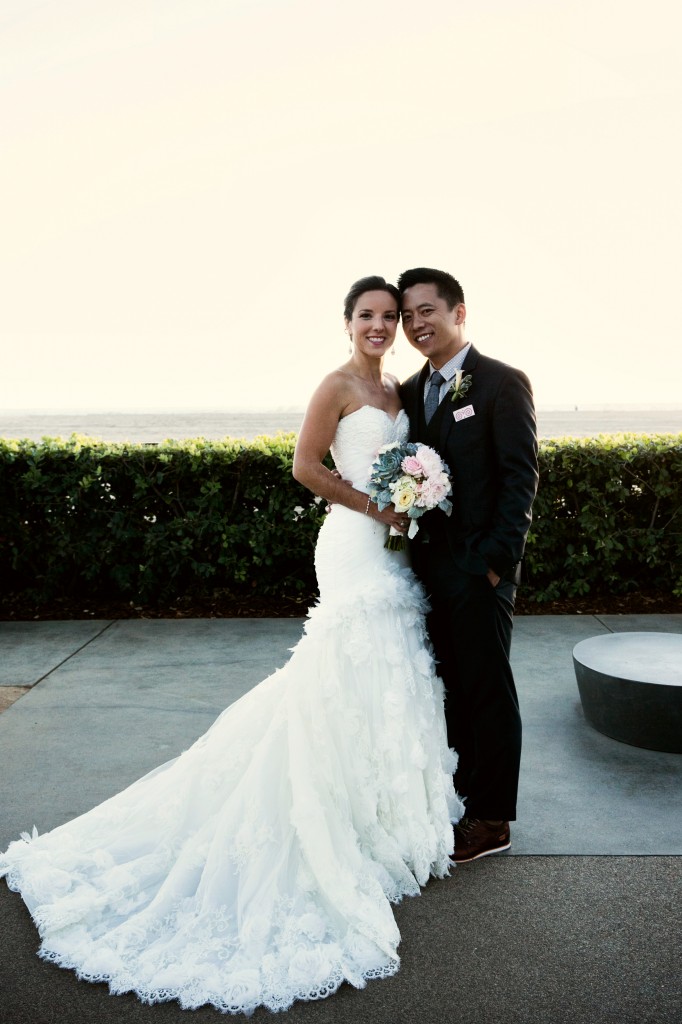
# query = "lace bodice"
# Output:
<box><xmin>331</xmin><ymin>406</ymin><xmax>409</xmax><ymax>493</ymax></box>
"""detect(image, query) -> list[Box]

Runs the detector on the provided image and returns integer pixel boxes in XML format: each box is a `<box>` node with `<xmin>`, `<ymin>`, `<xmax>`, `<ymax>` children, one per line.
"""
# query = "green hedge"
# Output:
<box><xmin>525</xmin><ymin>433</ymin><xmax>681</xmax><ymax>601</ymax></box>
<box><xmin>0</xmin><ymin>433</ymin><xmax>680</xmax><ymax>608</ymax></box>
<box><xmin>0</xmin><ymin>434</ymin><xmax>324</xmax><ymax>605</ymax></box>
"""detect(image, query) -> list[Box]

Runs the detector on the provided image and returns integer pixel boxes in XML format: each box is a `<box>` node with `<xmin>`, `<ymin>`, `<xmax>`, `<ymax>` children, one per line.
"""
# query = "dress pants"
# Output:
<box><xmin>412</xmin><ymin>541</ymin><xmax>522</xmax><ymax>822</ymax></box>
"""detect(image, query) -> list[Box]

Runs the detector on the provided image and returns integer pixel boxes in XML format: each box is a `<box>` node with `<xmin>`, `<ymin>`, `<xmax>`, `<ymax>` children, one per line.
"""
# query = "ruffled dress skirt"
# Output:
<box><xmin>0</xmin><ymin>414</ymin><xmax>462</xmax><ymax>1015</ymax></box>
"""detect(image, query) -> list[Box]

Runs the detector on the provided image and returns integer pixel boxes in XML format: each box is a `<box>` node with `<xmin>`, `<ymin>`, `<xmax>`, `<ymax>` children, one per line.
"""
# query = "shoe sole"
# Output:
<box><xmin>453</xmin><ymin>840</ymin><xmax>511</xmax><ymax>864</ymax></box>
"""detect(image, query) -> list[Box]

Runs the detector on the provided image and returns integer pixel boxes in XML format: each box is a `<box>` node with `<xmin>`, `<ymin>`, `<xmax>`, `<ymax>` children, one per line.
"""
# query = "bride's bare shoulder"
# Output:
<box><xmin>308</xmin><ymin>369</ymin><xmax>356</xmax><ymax>407</ymax></box>
<box><xmin>297</xmin><ymin>371</ymin><xmax>359</xmax><ymax>439</ymax></box>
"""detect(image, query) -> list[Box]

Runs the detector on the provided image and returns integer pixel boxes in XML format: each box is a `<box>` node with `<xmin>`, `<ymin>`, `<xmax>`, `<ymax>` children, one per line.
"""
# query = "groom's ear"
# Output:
<box><xmin>454</xmin><ymin>303</ymin><xmax>466</xmax><ymax>325</ymax></box>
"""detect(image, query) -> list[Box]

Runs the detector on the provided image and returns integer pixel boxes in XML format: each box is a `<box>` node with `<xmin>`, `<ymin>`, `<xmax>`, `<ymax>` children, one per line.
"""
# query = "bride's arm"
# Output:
<box><xmin>292</xmin><ymin>377</ymin><xmax>407</xmax><ymax>530</ymax></box>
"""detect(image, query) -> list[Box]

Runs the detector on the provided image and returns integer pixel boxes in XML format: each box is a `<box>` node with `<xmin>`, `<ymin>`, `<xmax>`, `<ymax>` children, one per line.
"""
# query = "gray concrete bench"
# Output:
<box><xmin>573</xmin><ymin>632</ymin><xmax>682</xmax><ymax>753</ymax></box>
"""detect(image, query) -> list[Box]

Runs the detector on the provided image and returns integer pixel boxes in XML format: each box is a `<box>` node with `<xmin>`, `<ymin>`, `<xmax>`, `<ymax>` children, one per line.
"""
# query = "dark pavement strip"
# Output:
<box><xmin>1</xmin><ymin>856</ymin><xmax>680</xmax><ymax>1024</ymax></box>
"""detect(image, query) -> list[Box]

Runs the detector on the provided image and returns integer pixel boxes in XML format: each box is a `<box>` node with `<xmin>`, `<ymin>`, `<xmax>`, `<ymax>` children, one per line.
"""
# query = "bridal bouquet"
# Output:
<box><xmin>367</xmin><ymin>441</ymin><xmax>453</xmax><ymax>551</ymax></box>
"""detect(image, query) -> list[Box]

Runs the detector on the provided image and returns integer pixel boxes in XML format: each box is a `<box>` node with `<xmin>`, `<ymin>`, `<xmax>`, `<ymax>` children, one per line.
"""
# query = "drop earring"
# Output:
<box><xmin>346</xmin><ymin>330</ymin><xmax>353</xmax><ymax>354</ymax></box>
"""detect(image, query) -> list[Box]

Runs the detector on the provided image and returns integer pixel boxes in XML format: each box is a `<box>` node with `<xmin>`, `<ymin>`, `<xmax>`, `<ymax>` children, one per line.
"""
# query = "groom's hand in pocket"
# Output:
<box><xmin>486</xmin><ymin>568</ymin><xmax>501</xmax><ymax>588</ymax></box>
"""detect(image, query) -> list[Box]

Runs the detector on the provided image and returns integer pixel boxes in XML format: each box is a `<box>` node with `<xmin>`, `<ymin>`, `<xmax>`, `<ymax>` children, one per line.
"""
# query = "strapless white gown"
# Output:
<box><xmin>0</xmin><ymin>405</ymin><xmax>462</xmax><ymax>1015</ymax></box>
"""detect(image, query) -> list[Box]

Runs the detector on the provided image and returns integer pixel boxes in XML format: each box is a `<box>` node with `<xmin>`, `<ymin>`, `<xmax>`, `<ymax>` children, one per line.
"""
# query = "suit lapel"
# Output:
<box><xmin>439</xmin><ymin>343</ymin><xmax>480</xmax><ymax>451</ymax></box>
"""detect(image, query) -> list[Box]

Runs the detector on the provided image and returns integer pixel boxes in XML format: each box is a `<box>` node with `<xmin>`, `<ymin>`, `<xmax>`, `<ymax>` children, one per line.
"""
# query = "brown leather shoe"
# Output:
<box><xmin>453</xmin><ymin>818</ymin><xmax>511</xmax><ymax>863</ymax></box>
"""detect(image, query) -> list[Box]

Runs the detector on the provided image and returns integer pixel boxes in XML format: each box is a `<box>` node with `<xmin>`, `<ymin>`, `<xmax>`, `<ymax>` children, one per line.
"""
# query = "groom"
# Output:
<box><xmin>398</xmin><ymin>268</ymin><xmax>538</xmax><ymax>863</ymax></box>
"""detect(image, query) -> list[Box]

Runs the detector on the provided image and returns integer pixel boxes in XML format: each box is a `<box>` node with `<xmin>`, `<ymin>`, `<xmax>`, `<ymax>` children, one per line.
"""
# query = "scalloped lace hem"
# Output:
<box><xmin>34</xmin><ymin>930</ymin><xmax>401</xmax><ymax>1015</ymax></box>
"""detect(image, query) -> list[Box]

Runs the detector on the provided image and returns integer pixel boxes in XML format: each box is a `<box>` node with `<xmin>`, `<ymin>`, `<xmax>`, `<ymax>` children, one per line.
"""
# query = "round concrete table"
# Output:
<box><xmin>573</xmin><ymin>632</ymin><xmax>682</xmax><ymax>753</ymax></box>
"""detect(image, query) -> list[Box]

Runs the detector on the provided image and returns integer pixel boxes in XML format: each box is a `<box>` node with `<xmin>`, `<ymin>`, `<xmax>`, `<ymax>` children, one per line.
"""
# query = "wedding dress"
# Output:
<box><xmin>0</xmin><ymin>405</ymin><xmax>463</xmax><ymax>1015</ymax></box>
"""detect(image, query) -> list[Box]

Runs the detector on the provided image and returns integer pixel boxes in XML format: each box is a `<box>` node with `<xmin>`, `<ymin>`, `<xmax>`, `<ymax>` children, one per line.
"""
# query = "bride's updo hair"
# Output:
<box><xmin>343</xmin><ymin>276</ymin><xmax>400</xmax><ymax>321</ymax></box>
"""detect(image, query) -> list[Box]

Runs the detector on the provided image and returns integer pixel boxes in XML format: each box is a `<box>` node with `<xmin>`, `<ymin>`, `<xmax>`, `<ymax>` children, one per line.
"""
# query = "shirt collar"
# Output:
<box><xmin>430</xmin><ymin>342</ymin><xmax>471</xmax><ymax>382</ymax></box>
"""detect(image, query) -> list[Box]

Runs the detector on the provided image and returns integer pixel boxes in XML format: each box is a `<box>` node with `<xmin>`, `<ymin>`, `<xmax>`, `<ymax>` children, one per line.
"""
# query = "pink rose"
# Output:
<box><xmin>401</xmin><ymin>455</ymin><xmax>424</xmax><ymax>477</ymax></box>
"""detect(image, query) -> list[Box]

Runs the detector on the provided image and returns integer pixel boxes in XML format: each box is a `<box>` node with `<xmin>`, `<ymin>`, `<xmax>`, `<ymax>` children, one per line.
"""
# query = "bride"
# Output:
<box><xmin>0</xmin><ymin>276</ymin><xmax>463</xmax><ymax>1015</ymax></box>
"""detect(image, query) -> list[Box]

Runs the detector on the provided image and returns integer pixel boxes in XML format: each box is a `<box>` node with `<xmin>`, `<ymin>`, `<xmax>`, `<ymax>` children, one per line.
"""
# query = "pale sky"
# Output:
<box><xmin>2</xmin><ymin>0</ymin><xmax>681</xmax><ymax>411</ymax></box>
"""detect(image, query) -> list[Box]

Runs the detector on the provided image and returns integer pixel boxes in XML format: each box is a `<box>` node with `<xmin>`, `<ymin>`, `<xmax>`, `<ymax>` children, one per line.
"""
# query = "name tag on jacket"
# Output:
<box><xmin>453</xmin><ymin>404</ymin><xmax>475</xmax><ymax>422</ymax></box>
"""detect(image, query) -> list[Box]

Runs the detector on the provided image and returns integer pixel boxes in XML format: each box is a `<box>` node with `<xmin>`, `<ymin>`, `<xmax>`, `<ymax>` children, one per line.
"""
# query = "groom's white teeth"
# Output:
<box><xmin>416</xmin><ymin>333</ymin><xmax>431</xmax><ymax>342</ymax></box>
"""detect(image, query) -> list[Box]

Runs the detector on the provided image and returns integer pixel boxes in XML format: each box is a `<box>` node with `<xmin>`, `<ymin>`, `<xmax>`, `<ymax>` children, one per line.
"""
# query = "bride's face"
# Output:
<box><xmin>346</xmin><ymin>290</ymin><xmax>399</xmax><ymax>356</ymax></box>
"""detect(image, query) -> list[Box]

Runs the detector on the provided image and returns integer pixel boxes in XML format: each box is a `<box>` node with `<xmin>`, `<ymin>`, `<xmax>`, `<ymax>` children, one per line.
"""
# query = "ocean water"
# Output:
<box><xmin>1</xmin><ymin>408</ymin><xmax>681</xmax><ymax>443</ymax></box>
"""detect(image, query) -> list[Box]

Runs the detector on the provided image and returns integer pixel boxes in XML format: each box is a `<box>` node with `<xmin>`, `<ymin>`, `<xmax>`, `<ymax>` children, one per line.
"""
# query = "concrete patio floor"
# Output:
<box><xmin>0</xmin><ymin>614</ymin><xmax>680</xmax><ymax>1023</ymax></box>
<box><xmin>1</xmin><ymin>614</ymin><xmax>680</xmax><ymax>855</ymax></box>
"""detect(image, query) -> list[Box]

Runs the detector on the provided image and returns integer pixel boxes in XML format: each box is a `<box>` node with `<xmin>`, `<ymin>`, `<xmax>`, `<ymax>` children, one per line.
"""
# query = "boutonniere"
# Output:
<box><xmin>449</xmin><ymin>370</ymin><xmax>473</xmax><ymax>403</ymax></box>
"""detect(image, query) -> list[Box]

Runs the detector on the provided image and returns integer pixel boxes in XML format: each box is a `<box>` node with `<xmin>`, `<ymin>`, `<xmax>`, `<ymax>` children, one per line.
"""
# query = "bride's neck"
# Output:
<box><xmin>347</xmin><ymin>353</ymin><xmax>384</xmax><ymax>387</ymax></box>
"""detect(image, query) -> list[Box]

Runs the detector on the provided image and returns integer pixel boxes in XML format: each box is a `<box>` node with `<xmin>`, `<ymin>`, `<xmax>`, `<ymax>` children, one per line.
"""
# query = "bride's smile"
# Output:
<box><xmin>347</xmin><ymin>291</ymin><xmax>399</xmax><ymax>358</ymax></box>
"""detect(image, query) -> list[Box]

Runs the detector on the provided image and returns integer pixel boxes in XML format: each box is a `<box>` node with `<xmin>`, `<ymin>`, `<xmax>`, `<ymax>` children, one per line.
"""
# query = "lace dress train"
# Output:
<box><xmin>0</xmin><ymin>406</ymin><xmax>463</xmax><ymax>1015</ymax></box>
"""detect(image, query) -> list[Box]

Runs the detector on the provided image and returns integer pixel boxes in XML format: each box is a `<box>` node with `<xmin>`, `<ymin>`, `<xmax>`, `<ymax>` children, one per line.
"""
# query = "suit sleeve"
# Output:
<box><xmin>398</xmin><ymin>376</ymin><xmax>418</xmax><ymax>436</ymax></box>
<box><xmin>476</xmin><ymin>368</ymin><xmax>539</xmax><ymax>577</ymax></box>
<box><xmin>398</xmin><ymin>378</ymin><xmax>414</xmax><ymax>408</ymax></box>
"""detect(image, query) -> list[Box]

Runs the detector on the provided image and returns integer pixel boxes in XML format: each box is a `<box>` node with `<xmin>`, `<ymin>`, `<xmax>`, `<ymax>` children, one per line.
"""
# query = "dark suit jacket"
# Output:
<box><xmin>400</xmin><ymin>344</ymin><xmax>539</xmax><ymax>580</ymax></box>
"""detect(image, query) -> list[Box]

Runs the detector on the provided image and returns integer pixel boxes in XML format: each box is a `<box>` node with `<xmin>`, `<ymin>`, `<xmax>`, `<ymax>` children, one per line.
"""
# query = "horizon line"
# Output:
<box><xmin>3</xmin><ymin>403</ymin><xmax>682</xmax><ymax>416</ymax></box>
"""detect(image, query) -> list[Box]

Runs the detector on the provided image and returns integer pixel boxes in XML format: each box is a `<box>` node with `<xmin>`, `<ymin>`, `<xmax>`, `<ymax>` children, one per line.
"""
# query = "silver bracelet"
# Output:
<box><xmin>364</xmin><ymin>496</ymin><xmax>372</xmax><ymax>516</ymax></box>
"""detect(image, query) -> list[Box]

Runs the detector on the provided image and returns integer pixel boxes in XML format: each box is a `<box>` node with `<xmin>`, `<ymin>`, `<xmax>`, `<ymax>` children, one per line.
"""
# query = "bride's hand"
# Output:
<box><xmin>370</xmin><ymin>502</ymin><xmax>409</xmax><ymax>532</ymax></box>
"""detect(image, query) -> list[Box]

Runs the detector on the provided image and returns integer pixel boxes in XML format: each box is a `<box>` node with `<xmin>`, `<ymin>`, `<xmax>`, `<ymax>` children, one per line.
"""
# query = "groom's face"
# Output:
<box><xmin>401</xmin><ymin>283</ymin><xmax>466</xmax><ymax>369</ymax></box>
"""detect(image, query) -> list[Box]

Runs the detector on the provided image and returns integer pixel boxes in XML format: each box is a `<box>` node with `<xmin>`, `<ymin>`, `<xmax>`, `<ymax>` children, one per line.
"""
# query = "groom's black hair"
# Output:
<box><xmin>397</xmin><ymin>268</ymin><xmax>465</xmax><ymax>310</ymax></box>
<box><xmin>343</xmin><ymin>276</ymin><xmax>400</xmax><ymax>321</ymax></box>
